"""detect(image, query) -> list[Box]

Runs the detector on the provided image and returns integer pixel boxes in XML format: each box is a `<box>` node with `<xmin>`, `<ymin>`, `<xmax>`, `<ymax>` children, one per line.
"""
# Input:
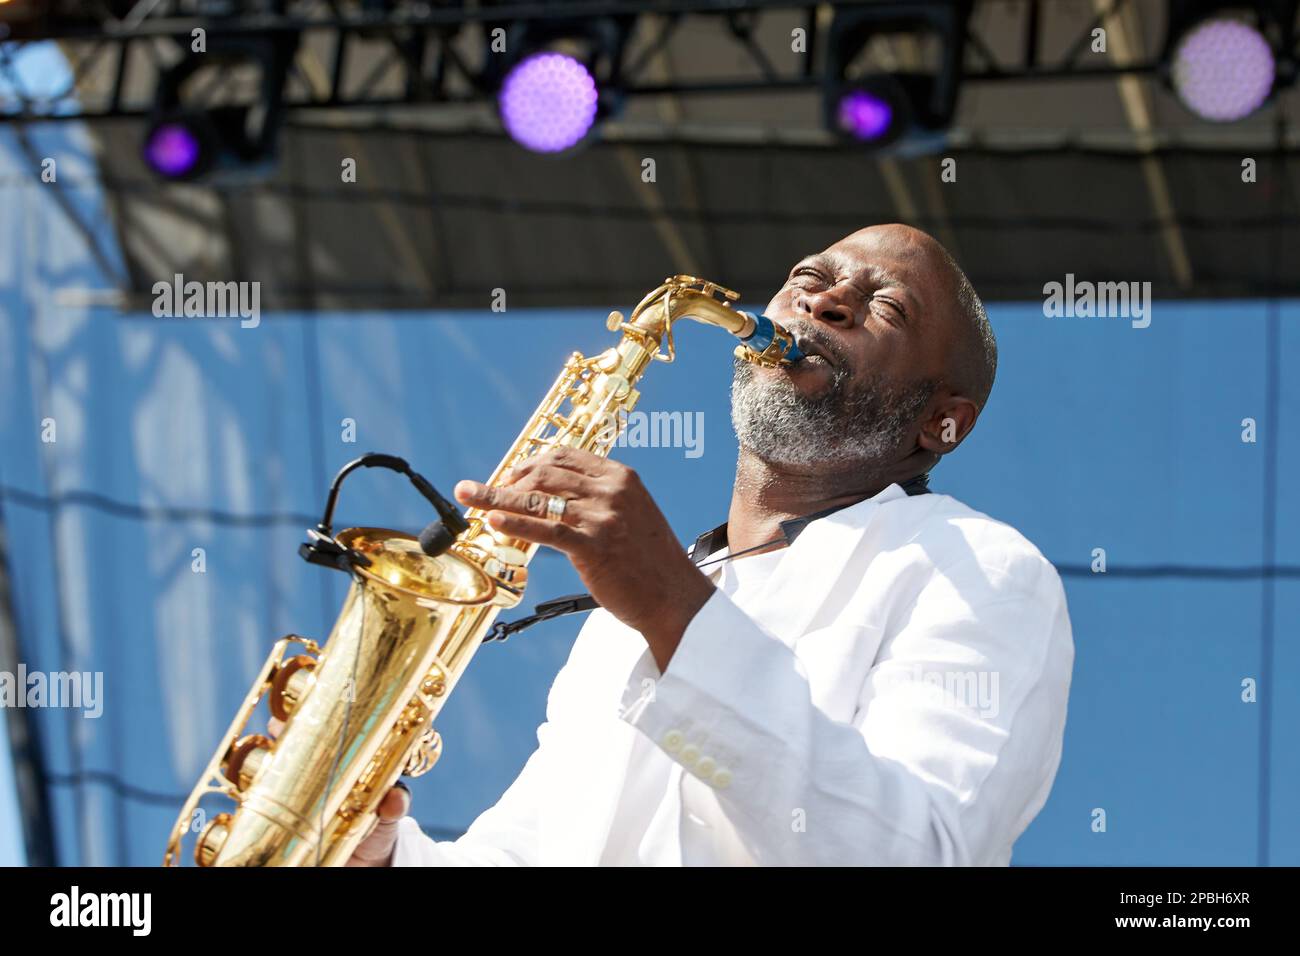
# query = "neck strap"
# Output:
<box><xmin>483</xmin><ymin>472</ymin><xmax>931</xmax><ymax>644</ymax></box>
<box><xmin>687</xmin><ymin>472</ymin><xmax>931</xmax><ymax>563</ymax></box>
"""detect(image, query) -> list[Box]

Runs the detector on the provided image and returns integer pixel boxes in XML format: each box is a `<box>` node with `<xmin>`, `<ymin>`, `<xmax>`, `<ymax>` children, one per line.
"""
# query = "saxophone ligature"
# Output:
<box><xmin>163</xmin><ymin>276</ymin><xmax>803</xmax><ymax>867</ymax></box>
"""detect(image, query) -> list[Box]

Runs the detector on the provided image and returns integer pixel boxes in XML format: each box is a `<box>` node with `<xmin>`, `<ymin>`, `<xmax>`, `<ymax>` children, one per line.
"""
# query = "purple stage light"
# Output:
<box><xmin>498</xmin><ymin>52</ymin><xmax>600</xmax><ymax>153</ymax></box>
<box><xmin>836</xmin><ymin>89</ymin><xmax>896</xmax><ymax>142</ymax></box>
<box><xmin>1172</xmin><ymin>18</ymin><xmax>1275</xmax><ymax>122</ymax></box>
<box><xmin>144</xmin><ymin>122</ymin><xmax>202</xmax><ymax>178</ymax></box>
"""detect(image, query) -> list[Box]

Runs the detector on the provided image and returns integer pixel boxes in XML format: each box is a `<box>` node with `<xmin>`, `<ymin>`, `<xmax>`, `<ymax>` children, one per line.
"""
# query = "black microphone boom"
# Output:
<box><xmin>299</xmin><ymin>452</ymin><xmax>467</xmax><ymax>571</ymax></box>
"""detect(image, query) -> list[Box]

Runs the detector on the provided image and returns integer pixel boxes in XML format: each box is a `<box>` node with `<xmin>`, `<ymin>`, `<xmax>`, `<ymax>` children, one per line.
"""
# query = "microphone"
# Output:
<box><xmin>405</xmin><ymin>468</ymin><xmax>469</xmax><ymax>558</ymax></box>
<box><xmin>300</xmin><ymin>453</ymin><xmax>468</xmax><ymax>569</ymax></box>
<box><xmin>418</xmin><ymin>520</ymin><xmax>458</xmax><ymax>559</ymax></box>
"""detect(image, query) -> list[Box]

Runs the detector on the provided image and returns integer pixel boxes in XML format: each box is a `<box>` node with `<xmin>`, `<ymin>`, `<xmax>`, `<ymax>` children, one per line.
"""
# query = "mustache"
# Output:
<box><xmin>787</xmin><ymin>324</ymin><xmax>852</xmax><ymax>371</ymax></box>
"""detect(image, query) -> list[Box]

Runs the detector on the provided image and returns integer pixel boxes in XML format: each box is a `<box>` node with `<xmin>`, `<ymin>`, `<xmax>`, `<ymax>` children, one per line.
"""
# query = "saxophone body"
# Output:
<box><xmin>163</xmin><ymin>276</ymin><xmax>801</xmax><ymax>867</ymax></box>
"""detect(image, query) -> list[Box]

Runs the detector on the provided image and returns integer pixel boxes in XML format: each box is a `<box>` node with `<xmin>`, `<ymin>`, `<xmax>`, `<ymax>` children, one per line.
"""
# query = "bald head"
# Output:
<box><xmin>936</xmin><ymin>242</ymin><xmax>996</xmax><ymax>410</ymax></box>
<box><xmin>742</xmin><ymin>223</ymin><xmax>997</xmax><ymax>477</ymax></box>
<box><xmin>835</xmin><ymin>224</ymin><xmax>997</xmax><ymax>411</ymax></box>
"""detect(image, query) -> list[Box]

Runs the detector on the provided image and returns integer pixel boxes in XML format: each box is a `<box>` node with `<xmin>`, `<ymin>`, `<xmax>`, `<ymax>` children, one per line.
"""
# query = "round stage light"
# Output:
<box><xmin>1172</xmin><ymin>18</ymin><xmax>1275</xmax><ymax>122</ymax></box>
<box><xmin>836</xmin><ymin>89</ymin><xmax>896</xmax><ymax>142</ymax></box>
<box><xmin>826</xmin><ymin>74</ymin><xmax>911</xmax><ymax>147</ymax></box>
<box><xmin>143</xmin><ymin>121</ymin><xmax>204</xmax><ymax>179</ymax></box>
<box><xmin>498</xmin><ymin>52</ymin><xmax>600</xmax><ymax>153</ymax></box>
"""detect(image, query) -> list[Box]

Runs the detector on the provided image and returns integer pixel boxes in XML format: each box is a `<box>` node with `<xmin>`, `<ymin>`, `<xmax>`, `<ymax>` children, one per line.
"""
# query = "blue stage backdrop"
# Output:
<box><xmin>0</xmin><ymin>122</ymin><xmax>1296</xmax><ymax>867</ymax></box>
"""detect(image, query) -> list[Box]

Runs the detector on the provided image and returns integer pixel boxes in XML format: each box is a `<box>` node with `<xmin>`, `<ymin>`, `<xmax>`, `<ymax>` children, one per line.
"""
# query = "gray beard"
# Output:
<box><xmin>730</xmin><ymin>356</ymin><xmax>937</xmax><ymax>470</ymax></box>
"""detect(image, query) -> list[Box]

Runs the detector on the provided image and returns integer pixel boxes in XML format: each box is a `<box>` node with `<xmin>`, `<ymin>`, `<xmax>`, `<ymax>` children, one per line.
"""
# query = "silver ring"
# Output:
<box><xmin>545</xmin><ymin>495</ymin><xmax>567</xmax><ymax>522</ymax></box>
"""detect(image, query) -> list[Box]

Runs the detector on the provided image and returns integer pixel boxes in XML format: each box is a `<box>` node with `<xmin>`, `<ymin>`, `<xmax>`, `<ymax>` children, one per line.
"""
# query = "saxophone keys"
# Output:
<box><xmin>269</xmin><ymin>654</ymin><xmax>317</xmax><ymax>721</ymax></box>
<box><xmin>420</xmin><ymin>667</ymin><xmax>448</xmax><ymax>700</ymax></box>
<box><xmin>605</xmin><ymin>310</ymin><xmax>625</xmax><ymax>331</ymax></box>
<box><xmin>735</xmin><ymin>344</ymin><xmax>776</xmax><ymax>367</ymax></box>
<box><xmin>491</xmin><ymin>544</ymin><xmax>527</xmax><ymax>567</ymax></box>
<box><xmin>399</xmin><ymin>700</ymin><xmax>429</xmax><ymax>730</ymax></box>
<box><xmin>194</xmin><ymin>812</ymin><xmax>233</xmax><ymax>867</ymax></box>
<box><xmin>222</xmin><ymin>734</ymin><xmax>273</xmax><ymax>791</ymax></box>
<box><xmin>404</xmin><ymin>730</ymin><xmax>443</xmax><ymax>778</ymax></box>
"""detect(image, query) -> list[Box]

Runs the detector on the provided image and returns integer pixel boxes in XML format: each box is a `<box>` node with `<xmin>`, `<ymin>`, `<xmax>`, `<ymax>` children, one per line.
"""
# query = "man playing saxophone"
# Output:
<box><xmin>348</xmin><ymin>223</ymin><xmax>1074</xmax><ymax>866</ymax></box>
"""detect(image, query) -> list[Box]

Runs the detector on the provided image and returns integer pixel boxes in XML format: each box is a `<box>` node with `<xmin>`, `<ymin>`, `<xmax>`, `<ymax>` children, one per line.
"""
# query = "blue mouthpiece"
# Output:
<box><xmin>738</xmin><ymin>312</ymin><xmax>803</xmax><ymax>363</ymax></box>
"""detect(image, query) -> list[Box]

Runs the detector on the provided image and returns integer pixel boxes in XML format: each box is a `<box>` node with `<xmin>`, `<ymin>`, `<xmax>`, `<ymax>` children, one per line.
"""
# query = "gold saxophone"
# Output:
<box><xmin>163</xmin><ymin>276</ymin><xmax>802</xmax><ymax>867</ymax></box>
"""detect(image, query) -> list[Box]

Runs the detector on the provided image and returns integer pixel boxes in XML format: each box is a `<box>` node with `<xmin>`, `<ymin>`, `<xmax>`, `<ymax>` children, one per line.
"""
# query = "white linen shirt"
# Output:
<box><xmin>392</xmin><ymin>482</ymin><xmax>1075</xmax><ymax>866</ymax></box>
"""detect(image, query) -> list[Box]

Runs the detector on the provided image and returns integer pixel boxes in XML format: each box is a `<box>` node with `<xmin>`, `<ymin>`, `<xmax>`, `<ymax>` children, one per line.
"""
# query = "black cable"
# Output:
<box><xmin>40</xmin><ymin>769</ymin><xmax>465</xmax><ymax>843</ymax></box>
<box><xmin>0</xmin><ymin>484</ymin><xmax>316</xmax><ymax>527</ymax></box>
<box><xmin>1055</xmin><ymin>564</ymin><xmax>1300</xmax><ymax>579</ymax></box>
<box><xmin>5</xmin><ymin>484</ymin><xmax>1298</xmax><ymax>584</ymax></box>
<box><xmin>297</xmin><ymin>452</ymin><xmax>467</xmax><ymax>572</ymax></box>
<box><xmin>43</xmin><ymin>770</ymin><xmax>187</xmax><ymax>807</ymax></box>
<box><xmin>481</xmin><ymin>532</ymin><xmax>795</xmax><ymax>643</ymax></box>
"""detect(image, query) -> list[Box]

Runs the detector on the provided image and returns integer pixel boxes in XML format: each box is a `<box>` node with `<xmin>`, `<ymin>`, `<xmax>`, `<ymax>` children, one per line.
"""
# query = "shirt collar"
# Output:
<box><xmin>687</xmin><ymin>472</ymin><xmax>931</xmax><ymax>563</ymax></box>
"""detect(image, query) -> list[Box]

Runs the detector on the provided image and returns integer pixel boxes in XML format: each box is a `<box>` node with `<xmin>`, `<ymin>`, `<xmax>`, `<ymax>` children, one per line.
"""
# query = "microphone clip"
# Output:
<box><xmin>298</xmin><ymin>525</ymin><xmax>373</xmax><ymax>574</ymax></box>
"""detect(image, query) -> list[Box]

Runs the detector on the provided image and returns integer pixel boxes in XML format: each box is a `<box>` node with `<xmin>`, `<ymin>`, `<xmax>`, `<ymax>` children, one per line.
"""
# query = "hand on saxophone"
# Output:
<box><xmin>345</xmin><ymin>784</ymin><xmax>411</xmax><ymax>867</ymax></box>
<box><xmin>266</xmin><ymin>716</ymin><xmax>412</xmax><ymax>867</ymax></box>
<box><xmin>456</xmin><ymin>445</ymin><xmax>718</xmax><ymax>672</ymax></box>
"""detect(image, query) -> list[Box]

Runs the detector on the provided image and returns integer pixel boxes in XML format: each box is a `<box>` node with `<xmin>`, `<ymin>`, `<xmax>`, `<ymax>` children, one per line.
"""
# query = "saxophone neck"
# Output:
<box><xmin>458</xmin><ymin>273</ymin><xmax>803</xmax><ymax>581</ymax></box>
<box><xmin>628</xmin><ymin>275</ymin><xmax>803</xmax><ymax>367</ymax></box>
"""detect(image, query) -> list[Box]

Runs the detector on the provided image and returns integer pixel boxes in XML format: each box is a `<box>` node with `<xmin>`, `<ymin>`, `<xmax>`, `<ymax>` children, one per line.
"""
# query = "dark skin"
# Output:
<box><xmin>348</xmin><ymin>223</ymin><xmax>982</xmax><ymax>865</ymax></box>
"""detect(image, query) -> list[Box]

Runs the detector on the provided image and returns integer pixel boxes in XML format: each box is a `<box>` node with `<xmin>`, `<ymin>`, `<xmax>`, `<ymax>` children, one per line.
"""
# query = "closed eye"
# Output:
<box><xmin>790</xmin><ymin>267</ymin><xmax>828</xmax><ymax>285</ymax></box>
<box><xmin>871</xmin><ymin>295</ymin><xmax>907</xmax><ymax>324</ymax></box>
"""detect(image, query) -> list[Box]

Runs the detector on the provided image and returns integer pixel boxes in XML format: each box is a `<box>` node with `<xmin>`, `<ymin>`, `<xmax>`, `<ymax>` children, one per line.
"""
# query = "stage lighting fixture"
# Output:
<box><xmin>142</xmin><ymin>33</ymin><xmax>297</xmax><ymax>181</ymax></box>
<box><xmin>833</xmin><ymin>76</ymin><xmax>911</xmax><ymax>145</ymax></box>
<box><xmin>1173</xmin><ymin>18</ymin><xmax>1274</xmax><ymax>120</ymax></box>
<box><xmin>142</xmin><ymin>115</ymin><xmax>210</xmax><ymax>181</ymax></box>
<box><xmin>499</xmin><ymin>52</ymin><xmax>600</xmax><ymax>153</ymax></box>
<box><xmin>485</xmin><ymin>14</ymin><xmax>632</xmax><ymax>154</ymax></box>
<box><xmin>823</xmin><ymin>3</ymin><xmax>970</xmax><ymax>149</ymax></box>
<box><xmin>1161</xmin><ymin>2</ymin><xmax>1297</xmax><ymax>122</ymax></box>
<box><xmin>836</xmin><ymin>89</ymin><xmax>895</xmax><ymax>141</ymax></box>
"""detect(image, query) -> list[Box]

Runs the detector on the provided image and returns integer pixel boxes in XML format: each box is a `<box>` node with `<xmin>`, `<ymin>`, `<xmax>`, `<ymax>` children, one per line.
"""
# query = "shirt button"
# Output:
<box><xmin>712</xmin><ymin>768</ymin><xmax>733</xmax><ymax>790</ymax></box>
<box><xmin>662</xmin><ymin>730</ymin><xmax>684</xmax><ymax>753</ymax></box>
<box><xmin>679</xmin><ymin>744</ymin><xmax>700</xmax><ymax>767</ymax></box>
<box><xmin>695</xmin><ymin>757</ymin><xmax>717</xmax><ymax>779</ymax></box>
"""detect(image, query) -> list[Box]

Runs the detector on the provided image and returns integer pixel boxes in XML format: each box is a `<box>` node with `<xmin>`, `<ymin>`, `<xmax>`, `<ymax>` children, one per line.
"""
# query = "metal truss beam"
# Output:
<box><xmin>0</xmin><ymin>0</ymin><xmax>1179</xmax><ymax>122</ymax></box>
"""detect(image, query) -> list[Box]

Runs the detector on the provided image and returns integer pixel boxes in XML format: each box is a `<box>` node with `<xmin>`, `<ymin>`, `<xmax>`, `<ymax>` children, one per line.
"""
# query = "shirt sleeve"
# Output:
<box><xmin>616</xmin><ymin>558</ymin><xmax>1074</xmax><ymax>866</ymax></box>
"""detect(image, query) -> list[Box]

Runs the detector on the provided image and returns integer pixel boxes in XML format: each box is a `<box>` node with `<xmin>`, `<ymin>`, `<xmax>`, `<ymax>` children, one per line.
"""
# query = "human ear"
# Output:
<box><xmin>917</xmin><ymin>397</ymin><xmax>979</xmax><ymax>454</ymax></box>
